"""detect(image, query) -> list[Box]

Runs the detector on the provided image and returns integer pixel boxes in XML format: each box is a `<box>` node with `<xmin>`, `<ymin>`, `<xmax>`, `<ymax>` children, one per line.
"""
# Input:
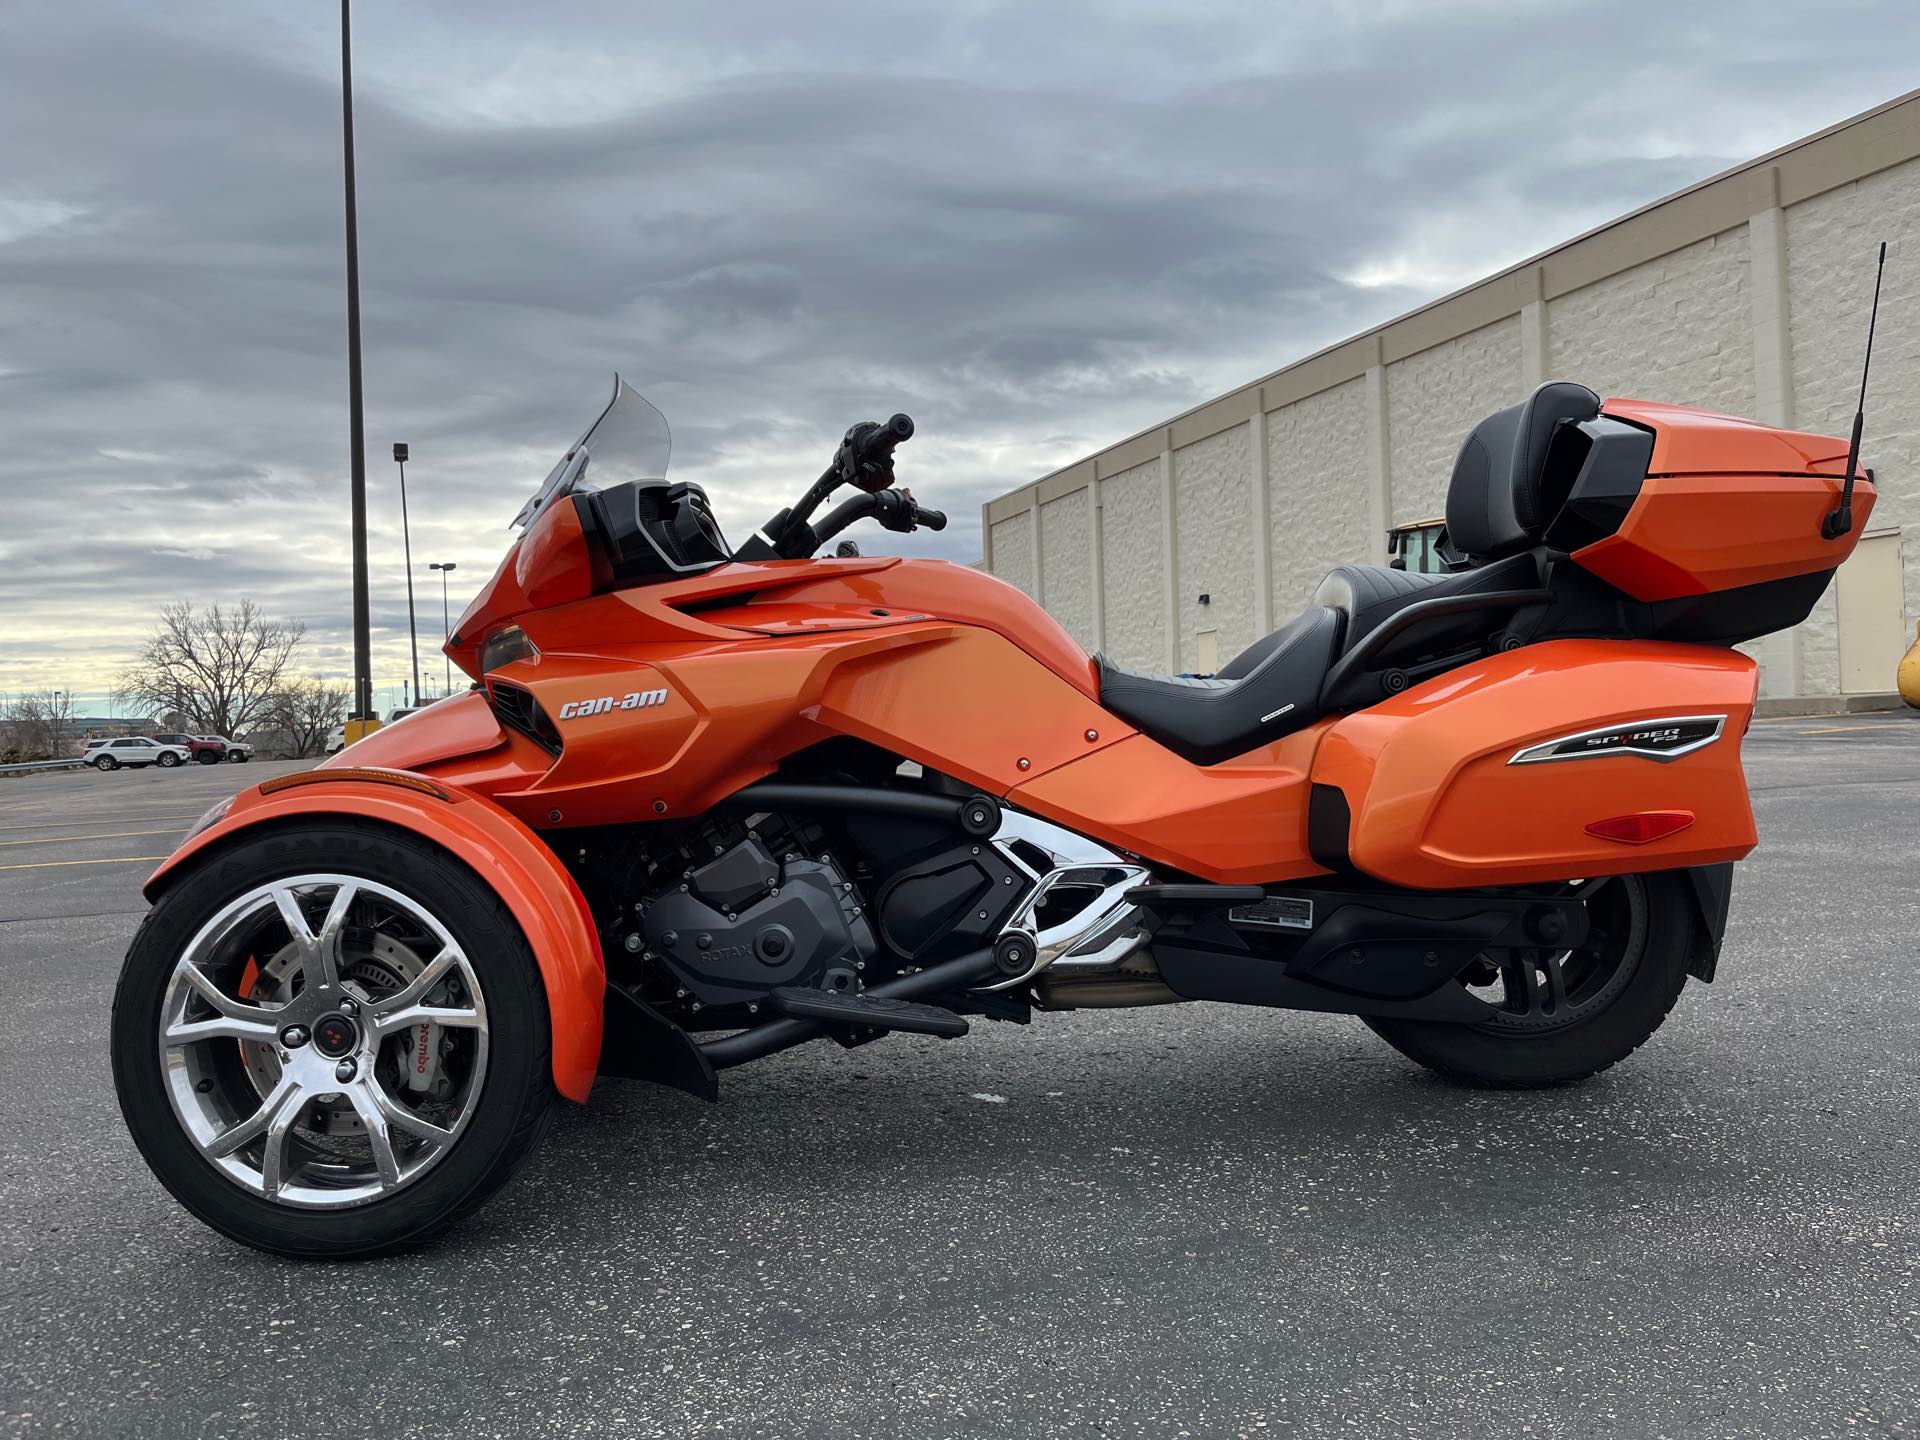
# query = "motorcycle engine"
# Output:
<box><xmin>638</xmin><ymin>835</ymin><xmax>876</xmax><ymax>1006</ymax></box>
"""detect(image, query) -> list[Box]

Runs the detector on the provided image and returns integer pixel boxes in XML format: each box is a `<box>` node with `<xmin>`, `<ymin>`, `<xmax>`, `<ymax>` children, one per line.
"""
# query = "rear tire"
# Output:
<box><xmin>95</xmin><ymin>755</ymin><xmax>117</xmax><ymax>771</ymax></box>
<box><xmin>112</xmin><ymin>821</ymin><xmax>555</xmax><ymax>1258</ymax></box>
<box><xmin>1365</xmin><ymin>872</ymin><xmax>1694</xmax><ymax>1088</ymax></box>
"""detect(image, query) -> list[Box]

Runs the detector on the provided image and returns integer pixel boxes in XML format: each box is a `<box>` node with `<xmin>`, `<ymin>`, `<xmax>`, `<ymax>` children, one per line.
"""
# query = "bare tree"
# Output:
<box><xmin>269</xmin><ymin>679</ymin><xmax>351</xmax><ymax>758</ymax></box>
<box><xmin>115</xmin><ymin>601</ymin><xmax>306</xmax><ymax>738</ymax></box>
<box><xmin>1</xmin><ymin>689</ymin><xmax>77</xmax><ymax>761</ymax></box>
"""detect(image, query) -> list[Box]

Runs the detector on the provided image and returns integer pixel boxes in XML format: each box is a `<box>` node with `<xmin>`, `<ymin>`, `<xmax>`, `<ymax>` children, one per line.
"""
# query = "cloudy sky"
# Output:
<box><xmin>2</xmin><ymin>1</ymin><xmax>1915</xmax><ymax>711</ymax></box>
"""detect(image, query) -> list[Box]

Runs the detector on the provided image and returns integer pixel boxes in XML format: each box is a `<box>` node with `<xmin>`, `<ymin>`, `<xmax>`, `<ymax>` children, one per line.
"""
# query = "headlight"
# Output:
<box><xmin>481</xmin><ymin>625</ymin><xmax>538</xmax><ymax>671</ymax></box>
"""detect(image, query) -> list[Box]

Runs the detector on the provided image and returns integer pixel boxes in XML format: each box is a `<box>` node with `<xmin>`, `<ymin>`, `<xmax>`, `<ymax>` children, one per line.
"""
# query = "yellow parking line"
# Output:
<box><xmin>0</xmin><ymin>828</ymin><xmax>182</xmax><ymax>847</ymax></box>
<box><xmin>1797</xmin><ymin>723</ymin><xmax>1910</xmax><ymax>735</ymax></box>
<box><xmin>0</xmin><ymin>855</ymin><xmax>168</xmax><ymax>872</ymax></box>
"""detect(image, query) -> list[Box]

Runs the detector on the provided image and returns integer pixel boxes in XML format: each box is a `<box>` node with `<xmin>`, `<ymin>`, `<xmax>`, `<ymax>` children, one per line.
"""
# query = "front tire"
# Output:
<box><xmin>112</xmin><ymin>821</ymin><xmax>554</xmax><ymax>1258</ymax></box>
<box><xmin>196</xmin><ymin>750</ymin><xmax>220</xmax><ymax>765</ymax></box>
<box><xmin>1365</xmin><ymin>872</ymin><xmax>1693</xmax><ymax>1088</ymax></box>
<box><xmin>157</xmin><ymin>751</ymin><xmax>181</xmax><ymax>768</ymax></box>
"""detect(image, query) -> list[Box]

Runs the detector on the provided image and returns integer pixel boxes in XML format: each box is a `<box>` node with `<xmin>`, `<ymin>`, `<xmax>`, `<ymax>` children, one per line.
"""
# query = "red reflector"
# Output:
<box><xmin>1585</xmin><ymin>810</ymin><xmax>1695</xmax><ymax>845</ymax></box>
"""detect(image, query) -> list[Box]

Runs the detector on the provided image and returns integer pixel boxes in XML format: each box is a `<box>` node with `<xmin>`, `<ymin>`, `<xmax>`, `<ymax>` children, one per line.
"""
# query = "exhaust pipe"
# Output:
<box><xmin>1033</xmin><ymin>933</ymin><xmax>1185</xmax><ymax>1009</ymax></box>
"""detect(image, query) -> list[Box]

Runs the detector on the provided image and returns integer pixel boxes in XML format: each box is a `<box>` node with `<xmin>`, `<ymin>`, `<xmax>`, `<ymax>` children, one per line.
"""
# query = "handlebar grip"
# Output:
<box><xmin>913</xmin><ymin>503</ymin><xmax>947</xmax><ymax>532</ymax></box>
<box><xmin>853</xmin><ymin>413</ymin><xmax>914</xmax><ymax>464</ymax></box>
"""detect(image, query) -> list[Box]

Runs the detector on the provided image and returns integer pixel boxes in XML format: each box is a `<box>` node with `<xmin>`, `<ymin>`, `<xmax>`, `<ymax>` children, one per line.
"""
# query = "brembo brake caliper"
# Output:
<box><xmin>404</xmin><ymin>1019</ymin><xmax>443</xmax><ymax>1094</ymax></box>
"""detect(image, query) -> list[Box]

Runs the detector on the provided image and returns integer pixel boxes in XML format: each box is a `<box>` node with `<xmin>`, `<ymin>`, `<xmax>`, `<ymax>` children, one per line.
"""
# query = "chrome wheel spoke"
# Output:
<box><xmin>205</xmin><ymin>1073</ymin><xmax>302</xmax><ymax>1159</ymax></box>
<box><xmin>270</xmin><ymin>879</ymin><xmax>357</xmax><ymax>989</ymax></box>
<box><xmin>256</xmin><ymin>1086</ymin><xmax>306</xmax><ymax>1199</ymax></box>
<box><xmin>166</xmin><ymin>961</ymin><xmax>282</xmax><ymax>1044</ymax></box>
<box><xmin>313</xmin><ymin>881</ymin><xmax>359</xmax><ymax>988</ymax></box>
<box><xmin>369</xmin><ymin>1082</ymin><xmax>456</xmax><ymax>1146</ymax></box>
<box><xmin>372</xmin><ymin>1002</ymin><xmax>482</xmax><ymax>1038</ymax></box>
<box><xmin>366</xmin><ymin>946</ymin><xmax>460</xmax><ymax>1019</ymax></box>
<box><xmin>346</xmin><ymin>1084</ymin><xmax>403</xmax><ymax>1188</ymax></box>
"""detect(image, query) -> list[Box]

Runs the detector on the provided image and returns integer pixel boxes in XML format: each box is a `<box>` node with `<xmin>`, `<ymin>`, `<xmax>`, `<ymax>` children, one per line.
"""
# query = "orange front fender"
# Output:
<box><xmin>144</xmin><ymin>770</ymin><xmax>605</xmax><ymax>1103</ymax></box>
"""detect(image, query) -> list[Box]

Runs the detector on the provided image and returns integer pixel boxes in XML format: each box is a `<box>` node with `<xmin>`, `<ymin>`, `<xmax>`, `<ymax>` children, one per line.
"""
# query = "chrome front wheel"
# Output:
<box><xmin>115</xmin><ymin>823</ymin><xmax>553</xmax><ymax>1258</ymax></box>
<box><xmin>158</xmin><ymin>875</ymin><xmax>490</xmax><ymax>1209</ymax></box>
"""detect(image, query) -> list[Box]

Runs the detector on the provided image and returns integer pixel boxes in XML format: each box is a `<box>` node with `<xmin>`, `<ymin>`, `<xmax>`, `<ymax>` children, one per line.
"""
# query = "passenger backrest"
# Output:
<box><xmin>1445</xmin><ymin>381</ymin><xmax>1601</xmax><ymax>560</ymax></box>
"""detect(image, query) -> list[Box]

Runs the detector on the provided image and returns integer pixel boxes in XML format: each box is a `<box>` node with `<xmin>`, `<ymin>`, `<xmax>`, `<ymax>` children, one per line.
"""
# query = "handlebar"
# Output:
<box><xmin>839</xmin><ymin>413</ymin><xmax>915</xmax><ymax>492</ymax></box>
<box><xmin>734</xmin><ymin>412</ymin><xmax>938</xmax><ymax>562</ymax></box>
<box><xmin>810</xmin><ymin>488</ymin><xmax>944</xmax><ymax>549</ymax></box>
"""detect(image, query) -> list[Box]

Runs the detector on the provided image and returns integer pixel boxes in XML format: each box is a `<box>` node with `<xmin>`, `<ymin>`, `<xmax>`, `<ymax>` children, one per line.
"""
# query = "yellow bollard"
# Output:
<box><xmin>1899</xmin><ymin>619</ymin><xmax>1920</xmax><ymax>709</ymax></box>
<box><xmin>342</xmin><ymin>716</ymin><xmax>385</xmax><ymax>745</ymax></box>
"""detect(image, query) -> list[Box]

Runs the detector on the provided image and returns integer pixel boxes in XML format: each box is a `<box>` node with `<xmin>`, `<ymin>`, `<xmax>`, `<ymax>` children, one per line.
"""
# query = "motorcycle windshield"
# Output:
<box><xmin>512</xmin><ymin>376</ymin><xmax>673</xmax><ymax>528</ymax></box>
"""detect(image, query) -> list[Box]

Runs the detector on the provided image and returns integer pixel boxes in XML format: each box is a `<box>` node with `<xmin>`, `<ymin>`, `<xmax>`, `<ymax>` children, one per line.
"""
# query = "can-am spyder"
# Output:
<box><xmin>114</xmin><ymin>375</ymin><xmax>1880</xmax><ymax>1256</ymax></box>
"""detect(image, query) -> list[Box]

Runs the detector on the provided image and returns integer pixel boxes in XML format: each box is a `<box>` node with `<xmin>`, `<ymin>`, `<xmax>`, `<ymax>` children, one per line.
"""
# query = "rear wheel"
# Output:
<box><xmin>95</xmin><ymin>755</ymin><xmax>117</xmax><ymax>771</ymax></box>
<box><xmin>1365</xmin><ymin>872</ymin><xmax>1693</xmax><ymax>1087</ymax></box>
<box><xmin>112</xmin><ymin>822</ymin><xmax>554</xmax><ymax>1258</ymax></box>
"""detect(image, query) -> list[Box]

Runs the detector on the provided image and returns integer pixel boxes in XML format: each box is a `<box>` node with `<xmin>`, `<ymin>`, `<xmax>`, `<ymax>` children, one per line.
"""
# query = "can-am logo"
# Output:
<box><xmin>558</xmin><ymin>689</ymin><xmax>669</xmax><ymax>721</ymax></box>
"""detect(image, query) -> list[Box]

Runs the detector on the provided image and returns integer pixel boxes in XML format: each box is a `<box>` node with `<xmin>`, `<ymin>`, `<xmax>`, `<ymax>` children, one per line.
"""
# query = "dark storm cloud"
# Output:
<box><xmin>1</xmin><ymin>0</ymin><xmax>1916</xmax><ymax>702</ymax></box>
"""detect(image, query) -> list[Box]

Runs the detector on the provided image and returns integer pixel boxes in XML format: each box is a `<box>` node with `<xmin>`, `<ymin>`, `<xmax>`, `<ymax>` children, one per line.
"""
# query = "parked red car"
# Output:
<box><xmin>150</xmin><ymin>732</ymin><xmax>230</xmax><ymax>765</ymax></box>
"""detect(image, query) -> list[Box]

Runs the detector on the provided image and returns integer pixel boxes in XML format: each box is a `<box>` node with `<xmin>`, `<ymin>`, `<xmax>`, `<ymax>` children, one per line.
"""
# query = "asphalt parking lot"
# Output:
<box><xmin>1</xmin><ymin>718</ymin><xmax>1917</xmax><ymax>1439</ymax></box>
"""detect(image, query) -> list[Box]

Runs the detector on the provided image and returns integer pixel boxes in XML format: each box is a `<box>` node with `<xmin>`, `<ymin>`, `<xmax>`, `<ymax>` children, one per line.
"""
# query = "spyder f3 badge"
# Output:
<box><xmin>558</xmin><ymin>689</ymin><xmax>669</xmax><ymax>720</ymax></box>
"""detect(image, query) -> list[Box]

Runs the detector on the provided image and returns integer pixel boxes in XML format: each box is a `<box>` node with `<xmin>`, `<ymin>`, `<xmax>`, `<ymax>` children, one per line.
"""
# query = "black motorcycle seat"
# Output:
<box><xmin>1312</xmin><ymin>551</ymin><xmax>1541</xmax><ymax>655</ymax></box>
<box><xmin>1094</xmin><ymin>606</ymin><xmax>1343</xmax><ymax>765</ymax></box>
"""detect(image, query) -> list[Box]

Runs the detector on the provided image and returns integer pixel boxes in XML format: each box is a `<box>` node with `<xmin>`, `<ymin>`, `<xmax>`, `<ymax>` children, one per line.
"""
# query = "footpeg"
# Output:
<box><xmin>769</xmin><ymin>986</ymin><xmax>969</xmax><ymax>1038</ymax></box>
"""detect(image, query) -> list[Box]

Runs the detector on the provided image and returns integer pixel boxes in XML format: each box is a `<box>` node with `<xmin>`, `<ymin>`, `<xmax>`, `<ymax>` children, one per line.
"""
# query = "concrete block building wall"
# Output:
<box><xmin>1173</xmin><ymin>425</ymin><xmax>1256</xmax><ymax>671</ymax></box>
<box><xmin>984</xmin><ymin>93</ymin><xmax>1920</xmax><ymax>698</ymax></box>
<box><xmin>1786</xmin><ymin>157</ymin><xmax>1920</xmax><ymax>696</ymax></box>
<box><xmin>1266</xmin><ymin>377</ymin><xmax>1372</xmax><ymax>618</ymax></box>
<box><xmin>1095</xmin><ymin>459</ymin><xmax>1167</xmax><ymax>665</ymax></box>
<box><xmin>1385</xmin><ymin>317</ymin><xmax>1522</xmax><ymax>525</ymax></box>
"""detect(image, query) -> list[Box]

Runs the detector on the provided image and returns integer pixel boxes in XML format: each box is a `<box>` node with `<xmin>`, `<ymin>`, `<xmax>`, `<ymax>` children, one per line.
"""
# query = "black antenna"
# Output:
<box><xmin>1822</xmin><ymin>241</ymin><xmax>1886</xmax><ymax>540</ymax></box>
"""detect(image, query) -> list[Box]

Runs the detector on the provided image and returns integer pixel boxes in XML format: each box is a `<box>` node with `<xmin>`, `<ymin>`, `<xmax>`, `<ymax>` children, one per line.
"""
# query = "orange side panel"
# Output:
<box><xmin>144</xmin><ymin>778</ymin><xmax>606</xmax><ymax>1103</ymax></box>
<box><xmin>762</xmin><ymin>558</ymin><xmax>1102</xmax><ymax>699</ymax></box>
<box><xmin>429</xmin><ymin>622</ymin><xmax>1128</xmax><ymax>829</ymax></box>
<box><xmin>1572</xmin><ymin>471</ymin><xmax>1876</xmax><ymax>601</ymax></box>
<box><xmin>1009</xmin><ymin>723</ymin><xmax>1333</xmax><ymax>884</ymax></box>
<box><xmin>327</xmin><ymin>690</ymin><xmax>508</xmax><ymax>771</ymax></box>
<box><xmin>814</xmin><ymin>627</ymin><xmax>1129</xmax><ymax>792</ymax></box>
<box><xmin>1312</xmin><ymin>640</ymin><xmax>1760</xmax><ymax>889</ymax></box>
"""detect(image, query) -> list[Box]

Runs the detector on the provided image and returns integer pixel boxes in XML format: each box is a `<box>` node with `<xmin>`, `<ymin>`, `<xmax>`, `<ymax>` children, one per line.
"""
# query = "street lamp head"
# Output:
<box><xmin>392</xmin><ymin>442</ymin><xmax>409</xmax><ymax>463</ymax></box>
<box><xmin>432</xmin><ymin>561</ymin><xmax>457</xmax><ymax>573</ymax></box>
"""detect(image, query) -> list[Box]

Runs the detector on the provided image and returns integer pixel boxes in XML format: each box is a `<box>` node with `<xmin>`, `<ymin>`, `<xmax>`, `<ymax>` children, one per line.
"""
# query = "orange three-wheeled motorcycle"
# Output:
<box><xmin>114</xmin><ymin>375</ymin><xmax>1880</xmax><ymax>1255</ymax></box>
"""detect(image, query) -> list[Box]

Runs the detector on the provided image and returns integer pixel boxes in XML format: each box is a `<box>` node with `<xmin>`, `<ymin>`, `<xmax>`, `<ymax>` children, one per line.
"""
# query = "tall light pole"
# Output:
<box><xmin>394</xmin><ymin>442</ymin><xmax>421</xmax><ymax>704</ymax></box>
<box><xmin>340</xmin><ymin>0</ymin><xmax>373</xmax><ymax>724</ymax></box>
<box><xmin>430</xmin><ymin>562</ymin><xmax>458</xmax><ymax>698</ymax></box>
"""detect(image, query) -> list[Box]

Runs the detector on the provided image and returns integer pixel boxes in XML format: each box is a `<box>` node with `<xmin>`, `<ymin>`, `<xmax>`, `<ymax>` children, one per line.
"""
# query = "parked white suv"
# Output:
<box><xmin>82</xmin><ymin>737</ymin><xmax>192</xmax><ymax>770</ymax></box>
